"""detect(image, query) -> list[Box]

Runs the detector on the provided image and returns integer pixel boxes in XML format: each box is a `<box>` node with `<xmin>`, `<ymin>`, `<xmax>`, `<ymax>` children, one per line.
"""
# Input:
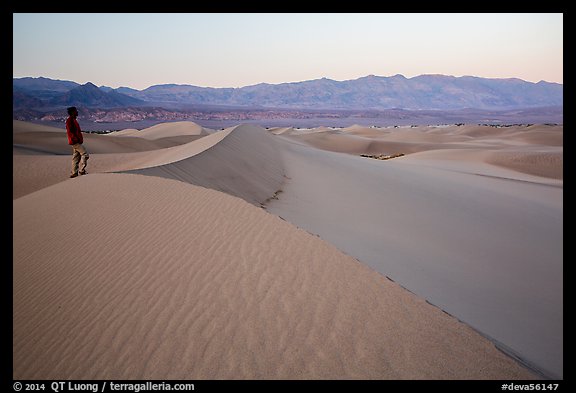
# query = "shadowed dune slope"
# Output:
<box><xmin>119</xmin><ymin>124</ymin><xmax>285</xmax><ymax>206</ymax></box>
<box><xmin>266</xmin><ymin>133</ymin><xmax>562</xmax><ymax>379</ymax></box>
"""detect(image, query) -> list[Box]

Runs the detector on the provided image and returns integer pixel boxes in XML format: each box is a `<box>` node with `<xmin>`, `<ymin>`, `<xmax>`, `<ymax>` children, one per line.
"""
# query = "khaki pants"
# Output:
<box><xmin>71</xmin><ymin>143</ymin><xmax>89</xmax><ymax>175</ymax></box>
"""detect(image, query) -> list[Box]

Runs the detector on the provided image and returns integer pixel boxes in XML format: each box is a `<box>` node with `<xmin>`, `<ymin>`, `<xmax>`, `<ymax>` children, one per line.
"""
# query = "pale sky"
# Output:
<box><xmin>13</xmin><ymin>13</ymin><xmax>563</xmax><ymax>90</ymax></box>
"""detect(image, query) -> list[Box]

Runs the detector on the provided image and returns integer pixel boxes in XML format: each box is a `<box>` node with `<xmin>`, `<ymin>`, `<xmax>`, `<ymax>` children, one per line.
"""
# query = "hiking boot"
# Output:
<box><xmin>79</xmin><ymin>171</ymin><xmax>87</xmax><ymax>176</ymax></box>
<box><xmin>70</xmin><ymin>173</ymin><xmax>78</xmax><ymax>178</ymax></box>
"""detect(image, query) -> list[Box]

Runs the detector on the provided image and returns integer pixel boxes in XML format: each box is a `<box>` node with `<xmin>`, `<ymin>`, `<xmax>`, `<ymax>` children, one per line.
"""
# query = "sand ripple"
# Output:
<box><xmin>13</xmin><ymin>173</ymin><xmax>536</xmax><ymax>379</ymax></box>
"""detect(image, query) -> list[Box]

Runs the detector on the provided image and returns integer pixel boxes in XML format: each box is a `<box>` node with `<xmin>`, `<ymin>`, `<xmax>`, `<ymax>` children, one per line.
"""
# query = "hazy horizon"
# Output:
<box><xmin>13</xmin><ymin>13</ymin><xmax>563</xmax><ymax>90</ymax></box>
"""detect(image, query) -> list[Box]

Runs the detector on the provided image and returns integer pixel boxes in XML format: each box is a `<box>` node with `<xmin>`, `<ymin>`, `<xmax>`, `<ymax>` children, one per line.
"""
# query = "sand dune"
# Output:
<box><xmin>13</xmin><ymin>119</ymin><xmax>65</xmax><ymax>133</ymax></box>
<box><xmin>13</xmin><ymin>119</ymin><xmax>561</xmax><ymax>379</ymax></box>
<box><xmin>13</xmin><ymin>120</ymin><xmax>209</xmax><ymax>156</ymax></box>
<box><xmin>485</xmin><ymin>149</ymin><xmax>563</xmax><ymax>179</ymax></box>
<box><xmin>282</xmin><ymin>127</ymin><xmax>476</xmax><ymax>156</ymax></box>
<box><xmin>13</xmin><ymin>122</ymin><xmax>285</xmax><ymax>205</ymax></box>
<box><xmin>506</xmin><ymin>125</ymin><xmax>563</xmax><ymax>146</ymax></box>
<box><xmin>267</xmin><ymin>127</ymin><xmax>563</xmax><ymax>379</ymax></box>
<box><xmin>13</xmin><ymin>130</ymin><xmax>199</xmax><ymax>156</ymax></box>
<box><xmin>281</xmin><ymin>124</ymin><xmax>562</xmax><ymax>181</ymax></box>
<box><xmin>13</xmin><ymin>121</ymin><xmax>211</xmax><ymax>198</ymax></box>
<box><xmin>268</xmin><ymin>126</ymin><xmax>294</xmax><ymax>135</ymax></box>
<box><xmin>110</xmin><ymin>121</ymin><xmax>210</xmax><ymax>139</ymax></box>
<box><xmin>13</xmin><ymin>173</ymin><xmax>536</xmax><ymax>379</ymax></box>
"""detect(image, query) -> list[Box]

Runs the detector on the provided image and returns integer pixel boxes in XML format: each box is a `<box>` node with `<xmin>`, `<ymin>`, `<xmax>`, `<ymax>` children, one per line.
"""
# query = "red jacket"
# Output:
<box><xmin>66</xmin><ymin>116</ymin><xmax>83</xmax><ymax>145</ymax></box>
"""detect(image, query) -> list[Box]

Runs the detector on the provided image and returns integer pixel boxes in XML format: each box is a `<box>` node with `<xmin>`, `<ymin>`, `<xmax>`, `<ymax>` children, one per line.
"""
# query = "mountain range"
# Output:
<box><xmin>13</xmin><ymin>74</ymin><xmax>563</xmax><ymax>112</ymax></box>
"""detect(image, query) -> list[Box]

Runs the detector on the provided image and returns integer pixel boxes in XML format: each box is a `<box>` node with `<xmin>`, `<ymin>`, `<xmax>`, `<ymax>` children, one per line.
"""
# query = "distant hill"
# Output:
<box><xmin>13</xmin><ymin>74</ymin><xmax>563</xmax><ymax>112</ymax></box>
<box><xmin>13</xmin><ymin>76</ymin><xmax>79</xmax><ymax>92</ymax></box>
<box><xmin>13</xmin><ymin>79</ymin><xmax>145</xmax><ymax>110</ymax></box>
<box><xmin>13</xmin><ymin>90</ymin><xmax>45</xmax><ymax>110</ymax></box>
<box><xmin>48</xmin><ymin>82</ymin><xmax>145</xmax><ymax>108</ymax></box>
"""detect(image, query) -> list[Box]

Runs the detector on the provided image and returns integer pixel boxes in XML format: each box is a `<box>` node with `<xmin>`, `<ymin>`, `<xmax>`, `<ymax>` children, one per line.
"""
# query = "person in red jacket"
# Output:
<box><xmin>66</xmin><ymin>106</ymin><xmax>89</xmax><ymax>178</ymax></box>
